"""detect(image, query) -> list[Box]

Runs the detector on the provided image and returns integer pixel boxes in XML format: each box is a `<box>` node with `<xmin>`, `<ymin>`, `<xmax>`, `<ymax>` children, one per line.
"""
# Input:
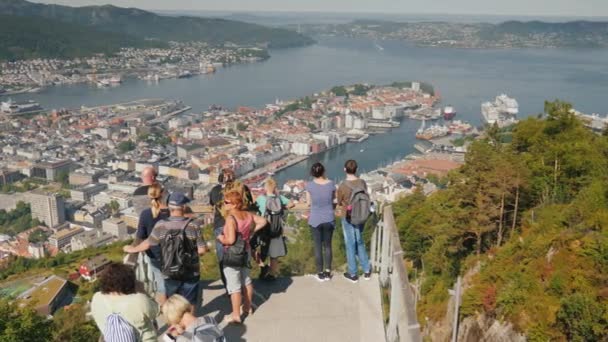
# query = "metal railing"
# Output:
<box><xmin>370</xmin><ymin>205</ymin><xmax>421</xmax><ymax>342</ymax></box>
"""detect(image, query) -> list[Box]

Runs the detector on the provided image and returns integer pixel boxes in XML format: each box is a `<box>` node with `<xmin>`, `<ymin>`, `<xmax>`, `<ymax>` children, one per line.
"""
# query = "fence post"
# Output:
<box><xmin>379</xmin><ymin>216</ymin><xmax>391</xmax><ymax>286</ymax></box>
<box><xmin>450</xmin><ymin>276</ymin><xmax>462</xmax><ymax>342</ymax></box>
<box><xmin>370</xmin><ymin>225</ymin><xmax>378</xmax><ymax>271</ymax></box>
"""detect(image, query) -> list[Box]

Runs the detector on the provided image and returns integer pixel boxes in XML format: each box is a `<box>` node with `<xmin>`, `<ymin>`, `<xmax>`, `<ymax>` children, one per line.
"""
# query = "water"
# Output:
<box><xmin>8</xmin><ymin>36</ymin><xmax>608</xmax><ymax>183</ymax></box>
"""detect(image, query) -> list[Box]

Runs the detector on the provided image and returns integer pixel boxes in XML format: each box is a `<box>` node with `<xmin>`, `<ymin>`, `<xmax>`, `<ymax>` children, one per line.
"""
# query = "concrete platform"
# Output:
<box><xmin>194</xmin><ymin>274</ymin><xmax>386</xmax><ymax>342</ymax></box>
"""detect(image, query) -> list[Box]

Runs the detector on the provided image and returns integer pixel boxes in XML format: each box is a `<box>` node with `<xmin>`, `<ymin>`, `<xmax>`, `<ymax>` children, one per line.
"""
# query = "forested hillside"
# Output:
<box><xmin>393</xmin><ymin>100</ymin><xmax>608</xmax><ymax>340</ymax></box>
<box><xmin>0</xmin><ymin>0</ymin><xmax>314</xmax><ymax>48</ymax></box>
<box><xmin>0</xmin><ymin>14</ymin><xmax>161</xmax><ymax>60</ymax></box>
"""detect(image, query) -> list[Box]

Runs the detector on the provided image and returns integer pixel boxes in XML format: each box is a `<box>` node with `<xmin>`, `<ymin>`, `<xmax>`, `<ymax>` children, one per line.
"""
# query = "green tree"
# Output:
<box><xmin>0</xmin><ymin>298</ymin><xmax>53</xmax><ymax>341</ymax></box>
<box><xmin>117</xmin><ymin>140</ymin><xmax>136</xmax><ymax>153</ymax></box>
<box><xmin>108</xmin><ymin>200</ymin><xmax>120</xmax><ymax>216</ymax></box>
<box><xmin>556</xmin><ymin>293</ymin><xmax>607</xmax><ymax>342</ymax></box>
<box><xmin>330</xmin><ymin>86</ymin><xmax>347</xmax><ymax>97</ymax></box>
<box><xmin>51</xmin><ymin>304</ymin><xmax>100</xmax><ymax>342</ymax></box>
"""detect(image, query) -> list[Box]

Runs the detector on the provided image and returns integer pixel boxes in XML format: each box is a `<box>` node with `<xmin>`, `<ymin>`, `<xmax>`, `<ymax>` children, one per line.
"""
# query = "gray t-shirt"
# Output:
<box><xmin>305</xmin><ymin>180</ymin><xmax>335</xmax><ymax>227</ymax></box>
<box><xmin>174</xmin><ymin>316</ymin><xmax>223</xmax><ymax>342</ymax></box>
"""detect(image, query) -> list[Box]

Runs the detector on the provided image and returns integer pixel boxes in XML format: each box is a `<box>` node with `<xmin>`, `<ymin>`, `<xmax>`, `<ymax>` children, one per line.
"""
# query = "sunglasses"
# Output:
<box><xmin>224</xmin><ymin>201</ymin><xmax>233</xmax><ymax>205</ymax></box>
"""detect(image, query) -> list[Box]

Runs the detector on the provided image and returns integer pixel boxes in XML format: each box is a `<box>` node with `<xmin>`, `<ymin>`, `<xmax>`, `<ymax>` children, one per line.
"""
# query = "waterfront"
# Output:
<box><xmin>8</xmin><ymin>36</ymin><xmax>608</xmax><ymax>182</ymax></box>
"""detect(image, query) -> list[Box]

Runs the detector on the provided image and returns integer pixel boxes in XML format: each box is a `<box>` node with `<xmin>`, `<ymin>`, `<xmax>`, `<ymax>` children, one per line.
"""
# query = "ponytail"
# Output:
<box><xmin>147</xmin><ymin>183</ymin><xmax>164</xmax><ymax>219</ymax></box>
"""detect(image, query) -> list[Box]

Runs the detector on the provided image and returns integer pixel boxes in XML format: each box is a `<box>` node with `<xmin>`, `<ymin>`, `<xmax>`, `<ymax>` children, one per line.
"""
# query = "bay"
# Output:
<box><xmin>8</xmin><ymin>36</ymin><xmax>608</xmax><ymax>183</ymax></box>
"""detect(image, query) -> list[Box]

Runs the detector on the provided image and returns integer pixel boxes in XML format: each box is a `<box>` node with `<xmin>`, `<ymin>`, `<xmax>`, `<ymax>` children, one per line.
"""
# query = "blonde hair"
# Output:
<box><xmin>265</xmin><ymin>178</ymin><xmax>277</xmax><ymax>194</ymax></box>
<box><xmin>147</xmin><ymin>183</ymin><xmax>163</xmax><ymax>219</ymax></box>
<box><xmin>161</xmin><ymin>294</ymin><xmax>193</xmax><ymax>325</ymax></box>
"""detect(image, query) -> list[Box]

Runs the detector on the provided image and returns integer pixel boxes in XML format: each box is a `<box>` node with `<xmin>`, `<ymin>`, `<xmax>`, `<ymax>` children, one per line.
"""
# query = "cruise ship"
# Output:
<box><xmin>1</xmin><ymin>99</ymin><xmax>43</xmax><ymax>114</ymax></box>
<box><xmin>481</xmin><ymin>94</ymin><xmax>519</xmax><ymax>127</ymax></box>
<box><xmin>443</xmin><ymin>105</ymin><xmax>456</xmax><ymax>120</ymax></box>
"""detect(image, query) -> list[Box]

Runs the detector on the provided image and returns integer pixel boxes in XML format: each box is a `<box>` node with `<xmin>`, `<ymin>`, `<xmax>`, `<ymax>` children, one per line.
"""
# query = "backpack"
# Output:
<box><xmin>265</xmin><ymin>195</ymin><xmax>285</xmax><ymax>238</ymax></box>
<box><xmin>102</xmin><ymin>298</ymin><xmax>139</xmax><ymax>342</ymax></box>
<box><xmin>181</xmin><ymin>316</ymin><xmax>226</xmax><ymax>342</ymax></box>
<box><xmin>159</xmin><ymin>218</ymin><xmax>199</xmax><ymax>280</ymax></box>
<box><xmin>345</xmin><ymin>181</ymin><xmax>371</xmax><ymax>225</ymax></box>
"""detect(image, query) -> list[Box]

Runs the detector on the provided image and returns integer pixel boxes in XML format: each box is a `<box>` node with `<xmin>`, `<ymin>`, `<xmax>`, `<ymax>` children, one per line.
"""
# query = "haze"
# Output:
<box><xmin>31</xmin><ymin>0</ymin><xmax>608</xmax><ymax>18</ymax></box>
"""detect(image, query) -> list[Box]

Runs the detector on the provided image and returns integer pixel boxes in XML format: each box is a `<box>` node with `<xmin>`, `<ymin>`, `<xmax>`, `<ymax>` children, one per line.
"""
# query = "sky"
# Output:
<box><xmin>29</xmin><ymin>0</ymin><xmax>608</xmax><ymax>18</ymax></box>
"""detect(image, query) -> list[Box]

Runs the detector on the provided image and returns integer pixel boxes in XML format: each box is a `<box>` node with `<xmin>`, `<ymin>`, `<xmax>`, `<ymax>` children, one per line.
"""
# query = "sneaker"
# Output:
<box><xmin>324</xmin><ymin>271</ymin><xmax>332</xmax><ymax>280</ymax></box>
<box><xmin>343</xmin><ymin>272</ymin><xmax>359</xmax><ymax>283</ymax></box>
<box><xmin>364</xmin><ymin>272</ymin><xmax>371</xmax><ymax>280</ymax></box>
<box><xmin>315</xmin><ymin>272</ymin><xmax>327</xmax><ymax>282</ymax></box>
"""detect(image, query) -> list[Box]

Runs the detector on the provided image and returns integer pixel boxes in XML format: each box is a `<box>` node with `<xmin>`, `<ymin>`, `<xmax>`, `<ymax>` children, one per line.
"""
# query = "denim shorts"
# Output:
<box><xmin>223</xmin><ymin>266</ymin><xmax>252</xmax><ymax>295</ymax></box>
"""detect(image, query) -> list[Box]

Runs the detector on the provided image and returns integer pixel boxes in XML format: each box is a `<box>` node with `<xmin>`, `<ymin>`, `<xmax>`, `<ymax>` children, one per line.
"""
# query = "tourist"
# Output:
<box><xmin>135</xmin><ymin>183</ymin><xmax>170</xmax><ymax>304</ymax></box>
<box><xmin>161</xmin><ymin>294</ymin><xmax>225</xmax><ymax>341</ymax></box>
<box><xmin>134</xmin><ymin>166</ymin><xmax>158</xmax><ymax>195</ymax></box>
<box><xmin>337</xmin><ymin>160</ymin><xmax>372</xmax><ymax>283</ymax></box>
<box><xmin>133</xmin><ymin>166</ymin><xmax>160</xmax><ymax>215</ymax></box>
<box><xmin>124</xmin><ymin>192</ymin><xmax>208</xmax><ymax>305</ymax></box>
<box><xmin>304</xmin><ymin>162</ymin><xmax>336</xmax><ymax>282</ymax></box>
<box><xmin>217</xmin><ymin>191</ymin><xmax>267</xmax><ymax>324</ymax></box>
<box><xmin>209</xmin><ymin>168</ymin><xmax>254</xmax><ymax>291</ymax></box>
<box><xmin>91</xmin><ymin>262</ymin><xmax>159</xmax><ymax>342</ymax></box>
<box><xmin>255</xmin><ymin>177</ymin><xmax>294</xmax><ymax>280</ymax></box>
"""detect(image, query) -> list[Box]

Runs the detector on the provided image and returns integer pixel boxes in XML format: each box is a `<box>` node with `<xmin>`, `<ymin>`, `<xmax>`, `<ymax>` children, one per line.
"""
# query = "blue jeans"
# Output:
<box><xmin>214</xmin><ymin>226</ymin><xmax>227</xmax><ymax>289</ymax></box>
<box><xmin>342</xmin><ymin>218</ymin><xmax>371</xmax><ymax>276</ymax></box>
<box><xmin>165</xmin><ymin>279</ymin><xmax>200</xmax><ymax>305</ymax></box>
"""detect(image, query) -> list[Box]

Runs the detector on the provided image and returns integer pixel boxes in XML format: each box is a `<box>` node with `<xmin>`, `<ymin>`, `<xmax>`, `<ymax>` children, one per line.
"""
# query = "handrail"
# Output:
<box><xmin>371</xmin><ymin>205</ymin><xmax>421</xmax><ymax>342</ymax></box>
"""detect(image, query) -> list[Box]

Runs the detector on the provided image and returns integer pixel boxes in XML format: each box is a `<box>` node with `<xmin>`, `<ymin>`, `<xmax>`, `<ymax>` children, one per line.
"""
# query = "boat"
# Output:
<box><xmin>177</xmin><ymin>71</ymin><xmax>193</xmax><ymax>79</ymax></box>
<box><xmin>447</xmin><ymin>120</ymin><xmax>473</xmax><ymax>134</ymax></box>
<box><xmin>443</xmin><ymin>105</ymin><xmax>456</xmax><ymax>120</ymax></box>
<box><xmin>415</xmin><ymin>119</ymin><xmax>450</xmax><ymax>140</ymax></box>
<box><xmin>1</xmin><ymin>99</ymin><xmax>43</xmax><ymax>114</ymax></box>
<box><xmin>97</xmin><ymin>79</ymin><xmax>110</xmax><ymax>87</ymax></box>
<box><xmin>374</xmin><ymin>43</ymin><xmax>384</xmax><ymax>51</ymax></box>
<box><xmin>481</xmin><ymin>94</ymin><xmax>519</xmax><ymax>127</ymax></box>
<box><xmin>360</xmin><ymin>149</ymin><xmax>365</xmax><ymax>152</ymax></box>
<box><xmin>109</xmin><ymin>76</ymin><xmax>122</xmax><ymax>84</ymax></box>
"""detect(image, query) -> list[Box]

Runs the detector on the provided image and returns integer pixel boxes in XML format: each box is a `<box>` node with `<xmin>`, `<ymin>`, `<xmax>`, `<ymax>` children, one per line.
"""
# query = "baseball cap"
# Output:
<box><xmin>167</xmin><ymin>192</ymin><xmax>191</xmax><ymax>206</ymax></box>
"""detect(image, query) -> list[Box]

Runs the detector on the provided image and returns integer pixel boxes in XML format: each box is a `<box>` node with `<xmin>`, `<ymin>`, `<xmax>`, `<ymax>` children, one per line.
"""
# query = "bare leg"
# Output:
<box><xmin>242</xmin><ymin>284</ymin><xmax>254</xmax><ymax>314</ymax></box>
<box><xmin>270</xmin><ymin>258</ymin><xmax>279</xmax><ymax>276</ymax></box>
<box><xmin>229</xmin><ymin>292</ymin><xmax>242</xmax><ymax>322</ymax></box>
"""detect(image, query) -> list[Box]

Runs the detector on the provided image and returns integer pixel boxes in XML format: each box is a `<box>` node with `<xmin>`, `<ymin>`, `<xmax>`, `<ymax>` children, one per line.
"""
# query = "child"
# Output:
<box><xmin>161</xmin><ymin>294</ymin><xmax>225</xmax><ymax>341</ymax></box>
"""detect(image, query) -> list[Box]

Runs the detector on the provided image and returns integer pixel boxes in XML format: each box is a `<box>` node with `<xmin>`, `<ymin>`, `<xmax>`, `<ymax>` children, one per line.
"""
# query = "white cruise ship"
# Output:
<box><xmin>481</xmin><ymin>94</ymin><xmax>519</xmax><ymax>127</ymax></box>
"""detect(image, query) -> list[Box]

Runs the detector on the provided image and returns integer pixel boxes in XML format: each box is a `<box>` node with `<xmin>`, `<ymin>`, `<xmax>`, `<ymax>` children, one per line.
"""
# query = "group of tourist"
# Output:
<box><xmin>90</xmin><ymin>160</ymin><xmax>374</xmax><ymax>341</ymax></box>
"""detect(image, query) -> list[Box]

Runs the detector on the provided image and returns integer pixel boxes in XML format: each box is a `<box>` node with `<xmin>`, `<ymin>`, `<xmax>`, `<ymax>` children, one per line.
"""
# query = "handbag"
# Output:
<box><xmin>221</xmin><ymin>216</ymin><xmax>248</xmax><ymax>268</ymax></box>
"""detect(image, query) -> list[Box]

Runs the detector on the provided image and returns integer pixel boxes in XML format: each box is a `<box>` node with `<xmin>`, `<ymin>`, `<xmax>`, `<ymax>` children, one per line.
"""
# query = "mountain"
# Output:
<box><xmin>0</xmin><ymin>14</ymin><xmax>162</xmax><ymax>60</ymax></box>
<box><xmin>0</xmin><ymin>0</ymin><xmax>314</xmax><ymax>48</ymax></box>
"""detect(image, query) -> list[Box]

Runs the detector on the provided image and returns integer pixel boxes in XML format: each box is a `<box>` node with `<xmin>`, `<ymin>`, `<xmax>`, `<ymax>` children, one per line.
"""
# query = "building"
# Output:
<box><xmin>411</xmin><ymin>82</ymin><xmax>421</xmax><ymax>92</ymax></box>
<box><xmin>177</xmin><ymin>144</ymin><xmax>206</xmax><ymax>159</ymax></box>
<box><xmin>70</xmin><ymin>183</ymin><xmax>108</xmax><ymax>202</ymax></box>
<box><xmin>48</xmin><ymin>225</ymin><xmax>84</xmax><ymax>250</ymax></box>
<box><xmin>27</xmin><ymin>243</ymin><xmax>45</xmax><ymax>259</ymax></box>
<box><xmin>31</xmin><ymin>159</ymin><xmax>72</xmax><ymax>181</ymax></box>
<box><xmin>17</xmin><ymin>275</ymin><xmax>71</xmax><ymax>316</ymax></box>
<box><xmin>78</xmin><ymin>255</ymin><xmax>111</xmax><ymax>281</ymax></box>
<box><xmin>69</xmin><ymin>169</ymin><xmax>104</xmax><ymax>185</ymax></box>
<box><xmin>26</xmin><ymin>190</ymin><xmax>66</xmax><ymax>227</ymax></box>
<box><xmin>102</xmin><ymin>217</ymin><xmax>128</xmax><ymax>240</ymax></box>
<box><xmin>92</xmin><ymin>191</ymin><xmax>132</xmax><ymax>210</ymax></box>
<box><xmin>0</xmin><ymin>169</ymin><xmax>25</xmax><ymax>186</ymax></box>
<box><xmin>71</xmin><ymin>230</ymin><xmax>113</xmax><ymax>252</ymax></box>
<box><xmin>291</xmin><ymin>141</ymin><xmax>311</xmax><ymax>156</ymax></box>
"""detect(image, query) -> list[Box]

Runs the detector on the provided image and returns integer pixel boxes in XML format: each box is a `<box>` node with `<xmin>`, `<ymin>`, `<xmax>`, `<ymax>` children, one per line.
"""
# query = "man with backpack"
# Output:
<box><xmin>254</xmin><ymin>178</ymin><xmax>294</xmax><ymax>280</ymax></box>
<box><xmin>124</xmin><ymin>192</ymin><xmax>208</xmax><ymax>305</ymax></box>
<box><xmin>337</xmin><ymin>160</ymin><xmax>372</xmax><ymax>283</ymax></box>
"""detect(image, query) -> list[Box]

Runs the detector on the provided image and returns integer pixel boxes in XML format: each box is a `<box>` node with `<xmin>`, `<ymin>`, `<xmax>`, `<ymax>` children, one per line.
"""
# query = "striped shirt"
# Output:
<box><xmin>148</xmin><ymin>216</ymin><xmax>206</xmax><ymax>249</ymax></box>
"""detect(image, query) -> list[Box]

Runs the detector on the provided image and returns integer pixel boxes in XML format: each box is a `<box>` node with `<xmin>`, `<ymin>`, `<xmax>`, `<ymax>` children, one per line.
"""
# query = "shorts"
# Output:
<box><xmin>223</xmin><ymin>266</ymin><xmax>252</xmax><ymax>295</ymax></box>
<box><xmin>165</xmin><ymin>279</ymin><xmax>200</xmax><ymax>305</ymax></box>
<box><xmin>262</xmin><ymin>236</ymin><xmax>287</xmax><ymax>259</ymax></box>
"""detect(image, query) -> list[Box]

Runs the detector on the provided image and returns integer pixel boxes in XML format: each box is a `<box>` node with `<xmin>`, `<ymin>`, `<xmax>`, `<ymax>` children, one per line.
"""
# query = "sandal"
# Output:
<box><xmin>224</xmin><ymin>315</ymin><xmax>242</xmax><ymax>324</ymax></box>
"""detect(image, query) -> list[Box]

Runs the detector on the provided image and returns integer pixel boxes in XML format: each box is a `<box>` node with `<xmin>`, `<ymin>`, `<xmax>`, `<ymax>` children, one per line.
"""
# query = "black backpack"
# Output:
<box><xmin>265</xmin><ymin>196</ymin><xmax>285</xmax><ymax>239</ymax></box>
<box><xmin>159</xmin><ymin>218</ymin><xmax>200</xmax><ymax>280</ymax></box>
<box><xmin>221</xmin><ymin>215</ymin><xmax>249</xmax><ymax>268</ymax></box>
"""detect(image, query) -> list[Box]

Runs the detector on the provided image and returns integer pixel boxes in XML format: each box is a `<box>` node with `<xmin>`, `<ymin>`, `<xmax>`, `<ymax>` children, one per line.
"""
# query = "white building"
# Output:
<box><xmin>102</xmin><ymin>218</ymin><xmax>128</xmax><ymax>240</ymax></box>
<box><xmin>291</xmin><ymin>141</ymin><xmax>311</xmax><ymax>156</ymax></box>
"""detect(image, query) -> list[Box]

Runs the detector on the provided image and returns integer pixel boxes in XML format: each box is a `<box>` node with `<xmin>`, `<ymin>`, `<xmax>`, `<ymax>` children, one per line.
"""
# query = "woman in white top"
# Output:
<box><xmin>90</xmin><ymin>262</ymin><xmax>159</xmax><ymax>342</ymax></box>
